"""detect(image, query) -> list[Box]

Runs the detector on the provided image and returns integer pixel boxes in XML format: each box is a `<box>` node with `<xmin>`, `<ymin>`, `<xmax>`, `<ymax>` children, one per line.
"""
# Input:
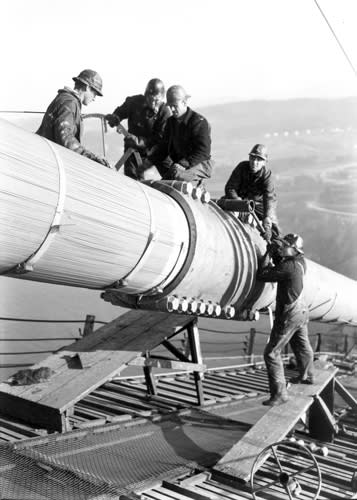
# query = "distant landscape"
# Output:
<box><xmin>1</xmin><ymin>98</ymin><xmax>356</xmax><ymax>380</ymax></box>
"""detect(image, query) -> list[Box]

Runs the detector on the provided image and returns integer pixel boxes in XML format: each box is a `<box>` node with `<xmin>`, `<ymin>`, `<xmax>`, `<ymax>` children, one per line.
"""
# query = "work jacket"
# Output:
<box><xmin>224</xmin><ymin>161</ymin><xmax>277</xmax><ymax>220</ymax></box>
<box><xmin>36</xmin><ymin>88</ymin><xmax>100</xmax><ymax>162</ymax></box>
<box><xmin>257</xmin><ymin>255</ymin><xmax>307</xmax><ymax>321</ymax></box>
<box><xmin>112</xmin><ymin>95</ymin><xmax>171</xmax><ymax>155</ymax></box>
<box><xmin>149</xmin><ymin>107</ymin><xmax>212</xmax><ymax>175</ymax></box>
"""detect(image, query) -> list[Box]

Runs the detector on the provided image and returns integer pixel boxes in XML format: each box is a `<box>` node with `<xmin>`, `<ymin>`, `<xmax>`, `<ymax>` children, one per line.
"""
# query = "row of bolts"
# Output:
<box><xmin>165</xmin><ymin>295</ymin><xmax>260</xmax><ymax>321</ymax></box>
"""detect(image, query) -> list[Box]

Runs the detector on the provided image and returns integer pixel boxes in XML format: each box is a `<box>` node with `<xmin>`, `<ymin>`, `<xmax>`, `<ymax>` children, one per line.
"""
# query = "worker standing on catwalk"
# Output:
<box><xmin>257</xmin><ymin>233</ymin><xmax>315</xmax><ymax>406</ymax></box>
<box><xmin>105</xmin><ymin>78</ymin><xmax>171</xmax><ymax>180</ymax></box>
<box><xmin>37</xmin><ymin>69</ymin><xmax>110</xmax><ymax>168</ymax></box>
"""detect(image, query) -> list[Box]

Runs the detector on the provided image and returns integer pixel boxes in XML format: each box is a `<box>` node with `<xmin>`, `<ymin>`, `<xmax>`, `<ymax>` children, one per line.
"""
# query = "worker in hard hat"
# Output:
<box><xmin>224</xmin><ymin>144</ymin><xmax>279</xmax><ymax>242</ymax></box>
<box><xmin>105</xmin><ymin>78</ymin><xmax>171</xmax><ymax>180</ymax></box>
<box><xmin>142</xmin><ymin>85</ymin><xmax>213</xmax><ymax>184</ymax></box>
<box><xmin>257</xmin><ymin>233</ymin><xmax>315</xmax><ymax>406</ymax></box>
<box><xmin>36</xmin><ymin>69</ymin><xmax>110</xmax><ymax>168</ymax></box>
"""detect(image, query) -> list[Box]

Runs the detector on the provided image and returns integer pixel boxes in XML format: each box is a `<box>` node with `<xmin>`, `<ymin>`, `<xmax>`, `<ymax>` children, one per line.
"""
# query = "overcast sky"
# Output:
<box><xmin>2</xmin><ymin>0</ymin><xmax>357</xmax><ymax>112</ymax></box>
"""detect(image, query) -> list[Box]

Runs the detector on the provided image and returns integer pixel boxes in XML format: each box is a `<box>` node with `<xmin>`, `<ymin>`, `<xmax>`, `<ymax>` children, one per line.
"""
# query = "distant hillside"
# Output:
<box><xmin>199</xmin><ymin>97</ymin><xmax>357</xmax><ymax>140</ymax></box>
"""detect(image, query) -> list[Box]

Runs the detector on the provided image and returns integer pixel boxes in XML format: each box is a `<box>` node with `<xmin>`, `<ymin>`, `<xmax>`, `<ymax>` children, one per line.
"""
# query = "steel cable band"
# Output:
<box><xmin>139</xmin><ymin>181</ymin><xmax>197</xmax><ymax>301</ymax></box>
<box><xmin>113</xmin><ymin>179</ymin><xmax>156</xmax><ymax>289</ymax></box>
<box><xmin>8</xmin><ymin>138</ymin><xmax>67</xmax><ymax>274</ymax></box>
<box><xmin>232</xmin><ymin>217</ymin><xmax>260</xmax><ymax>310</ymax></box>
<box><xmin>227</xmin><ymin>215</ymin><xmax>256</xmax><ymax>310</ymax></box>
<box><xmin>208</xmin><ymin>202</ymin><xmax>244</xmax><ymax>307</ymax></box>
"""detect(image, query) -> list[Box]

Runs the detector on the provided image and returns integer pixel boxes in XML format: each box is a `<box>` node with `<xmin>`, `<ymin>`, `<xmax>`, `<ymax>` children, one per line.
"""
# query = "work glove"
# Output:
<box><xmin>105</xmin><ymin>113</ymin><xmax>120</xmax><ymax>128</ymax></box>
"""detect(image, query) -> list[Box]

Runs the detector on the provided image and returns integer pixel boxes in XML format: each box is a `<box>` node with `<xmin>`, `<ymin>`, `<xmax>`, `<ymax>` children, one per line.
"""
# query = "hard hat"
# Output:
<box><xmin>73</xmin><ymin>69</ymin><xmax>103</xmax><ymax>96</ymax></box>
<box><xmin>281</xmin><ymin>233</ymin><xmax>304</xmax><ymax>256</ymax></box>
<box><xmin>145</xmin><ymin>78</ymin><xmax>165</xmax><ymax>97</ymax></box>
<box><xmin>249</xmin><ymin>144</ymin><xmax>268</xmax><ymax>161</ymax></box>
<box><xmin>166</xmin><ymin>85</ymin><xmax>191</xmax><ymax>103</ymax></box>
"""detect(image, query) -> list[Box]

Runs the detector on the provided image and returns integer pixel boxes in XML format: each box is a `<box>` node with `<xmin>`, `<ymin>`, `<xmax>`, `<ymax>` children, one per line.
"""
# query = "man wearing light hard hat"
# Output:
<box><xmin>36</xmin><ymin>69</ymin><xmax>110</xmax><ymax>168</ymax></box>
<box><xmin>142</xmin><ymin>85</ymin><xmax>213</xmax><ymax>184</ymax></box>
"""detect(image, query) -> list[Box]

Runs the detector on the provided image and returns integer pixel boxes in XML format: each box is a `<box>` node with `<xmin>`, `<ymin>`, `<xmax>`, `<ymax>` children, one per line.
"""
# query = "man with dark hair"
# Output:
<box><xmin>142</xmin><ymin>85</ymin><xmax>213</xmax><ymax>184</ymax></box>
<box><xmin>105</xmin><ymin>78</ymin><xmax>171</xmax><ymax>180</ymax></box>
<box><xmin>257</xmin><ymin>233</ymin><xmax>315</xmax><ymax>406</ymax></box>
<box><xmin>36</xmin><ymin>69</ymin><xmax>110</xmax><ymax>167</ymax></box>
<box><xmin>224</xmin><ymin>144</ymin><xmax>279</xmax><ymax>242</ymax></box>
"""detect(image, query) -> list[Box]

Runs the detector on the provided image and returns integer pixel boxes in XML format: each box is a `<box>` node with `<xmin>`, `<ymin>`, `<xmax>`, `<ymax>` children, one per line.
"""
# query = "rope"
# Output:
<box><xmin>313</xmin><ymin>0</ymin><xmax>357</xmax><ymax>77</ymax></box>
<box><xmin>0</xmin><ymin>317</ymin><xmax>107</xmax><ymax>324</ymax></box>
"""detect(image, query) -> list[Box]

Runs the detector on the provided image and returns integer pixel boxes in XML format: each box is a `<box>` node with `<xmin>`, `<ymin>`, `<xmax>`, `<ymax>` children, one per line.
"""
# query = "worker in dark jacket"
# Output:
<box><xmin>105</xmin><ymin>78</ymin><xmax>171</xmax><ymax>180</ymax></box>
<box><xmin>257</xmin><ymin>233</ymin><xmax>315</xmax><ymax>406</ymax></box>
<box><xmin>36</xmin><ymin>69</ymin><xmax>110</xmax><ymax>168</ymax></box>
<box><xmin>143</xmin><ymin>85</ymin><xmax>213</xmax><ymax>184</ymax></box>
<box><xmin>224</xmin><ymin>144</ymin><xmax>279</xmax><ymax>242</ymax></box>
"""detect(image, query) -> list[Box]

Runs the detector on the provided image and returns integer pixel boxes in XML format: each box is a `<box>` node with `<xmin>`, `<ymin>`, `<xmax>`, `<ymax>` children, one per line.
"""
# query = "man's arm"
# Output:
<box><xmin>257</xmin><ymin>260</ymin><xmax>291</xmax><ymax>283</ymax></box>
<box><xmin>184</xmin><ymin>118</ymin><xmax>211</xmax><ymax>167</ymax></box>
<box><xmin>105</xmin><ymin>96</ymin><xmax>131</xmax><ymax>127</ymax></box>
<box><xmin>224</xmin><ymin>165</ymin><xmax>242</xmax><ymax>199</ymax></box>
<box><xmin>262</xmin><ymin>170</ymin><xmax>277</xmax><ymax>220</ymax></box>
<box><xmin>54</xmin><ymin>104</ymin><xmax>110</xmax><ymax>167</ymax></box>
<box><xmin>146</xmin><ymin>118</ymin><xmax>171</xmax><ymax>166</ymax></box>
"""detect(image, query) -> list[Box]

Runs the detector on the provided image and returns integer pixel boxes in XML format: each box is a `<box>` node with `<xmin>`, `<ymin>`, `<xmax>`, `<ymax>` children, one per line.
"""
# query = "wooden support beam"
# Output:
<box><xmin>82</xmin><ymin>314</ymin><xmax>95</xmax><ymax>337</ymax></box>
<box><xmin>309</xmin><ymin>377</ymin><xmax>335</xmax><ymax>442</ymax></box>
<box><xmin>162</xmin><ymin>339</ymin><xmax>190</xmax><ymax>362</ymax></box>
<box><xmin>128</xmin><ymin>356</ymin><xmax>205</xmax><ymax>372</ymax></box>
<box><xmin>187</xmin><ymin>319</ymin><xmax>205</xmax><ymax>406</ymax></box>
<box><xmin>335</xmin><ymin>378</ymin><xmax>357</xmax><ymax>410</ymax></box>
<box><xmin>143</xmin><ymin>365</ymin><xmax>157</xmax><ymax>396</ymax></box>
<box><xmin>312</xmin><ymin>394</ymin><xmax>338</xmax><ymax>436</ymax></box>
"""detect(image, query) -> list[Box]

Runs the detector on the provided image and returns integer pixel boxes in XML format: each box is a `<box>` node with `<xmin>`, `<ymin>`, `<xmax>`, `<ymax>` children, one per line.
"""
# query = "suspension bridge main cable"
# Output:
<box><xmin>313</xmin><ymin>0</ymin><xmax>357</xmax><ymax>78</ymax></box>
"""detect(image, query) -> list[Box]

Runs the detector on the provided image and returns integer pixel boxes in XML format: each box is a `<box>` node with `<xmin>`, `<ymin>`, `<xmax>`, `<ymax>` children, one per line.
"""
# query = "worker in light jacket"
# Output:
<box><xmin>37</xmin><ymin>69</ymin><xmax>110</xmax><ymax>168</ymax></box>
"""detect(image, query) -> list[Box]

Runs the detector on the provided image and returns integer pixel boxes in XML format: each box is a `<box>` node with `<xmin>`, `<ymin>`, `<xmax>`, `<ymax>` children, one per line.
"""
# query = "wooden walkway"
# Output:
<box><xmin>0</xmin><ymin>310</ymin><xmax>194</xmax><ymax>432</ymax></box>
<box><xmin>214</xmin><ymin>362</ymin><xmax>339</xmax><ymax>483</ymax></box>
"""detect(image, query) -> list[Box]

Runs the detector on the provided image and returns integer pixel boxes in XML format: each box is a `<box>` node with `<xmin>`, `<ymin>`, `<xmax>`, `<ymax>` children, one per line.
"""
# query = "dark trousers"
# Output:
<box><xmin>264</xmin><ymin>309</ymin><xmax>314</xmax><ymax>397</ymax></box>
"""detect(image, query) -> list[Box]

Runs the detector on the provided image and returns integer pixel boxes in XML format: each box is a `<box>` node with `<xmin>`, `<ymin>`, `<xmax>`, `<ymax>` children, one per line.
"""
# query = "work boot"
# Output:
<box><xmin>262</xmin><ymin>393</ymin><xmax>289</xmax><ymax>406</ymax></box>
<box><xmin>262</xmin><ymin>382</ymin><xmax>288</xmax><ymax>406</ymax></box>
<box><xmin>290</xmin><ymin>376</ymin><xmax>315</xmax><ymax>385</ymax></box>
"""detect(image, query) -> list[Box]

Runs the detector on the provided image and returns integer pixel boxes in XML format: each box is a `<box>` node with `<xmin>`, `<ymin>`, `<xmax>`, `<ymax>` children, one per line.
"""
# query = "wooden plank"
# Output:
<box><xmin>0</xmin><ymin>310</ymin><xmax>193</xmax><ymax>431</ymax></box>
<box><xmin>214</xmin><ymin>364</ymin><xmax>338</xmax><ymax>483</ymax></box>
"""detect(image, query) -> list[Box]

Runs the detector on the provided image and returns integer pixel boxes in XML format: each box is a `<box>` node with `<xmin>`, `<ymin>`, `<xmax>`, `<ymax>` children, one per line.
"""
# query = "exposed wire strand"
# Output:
<box><xmin>313</xmin><ymin>0</ymin><xmax>357</xmax><ymax>77</ymax></box>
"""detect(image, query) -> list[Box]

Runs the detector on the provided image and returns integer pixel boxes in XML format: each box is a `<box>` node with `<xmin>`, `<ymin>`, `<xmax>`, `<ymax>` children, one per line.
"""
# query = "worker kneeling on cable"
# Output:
<box><xmin>224</xmin><ymin>144</ymin><xmax>280</xmax><ymax>242</ymax></box>
<box><xmin>257</xmin><ymin>233</ymin><xmax>315</xmax><ymax>407</ymax></box>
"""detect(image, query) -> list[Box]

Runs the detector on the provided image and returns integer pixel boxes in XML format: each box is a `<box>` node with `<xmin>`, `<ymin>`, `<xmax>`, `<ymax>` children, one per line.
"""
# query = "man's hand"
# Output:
<box><xmin>166</xmin><ymin>163</ymin><xmax>185</xmax><ymax>179</ymax></box>
<box><xmin>97</xmin><ymin>157</ymin><xmax>112</xmax><ymax>169</ymax></box>
<box><xmin>105</xmin><ymin>114</ymin><xmax>120</xmax><ymax>128</ymax></box>
<box><xmin>124</xmin><ymin>133</ymin><xmax>140</xmax><ymax>148</ymax></box>
<box><xmin>262</xmin><ymin>226</ymin><xmax>272</xmax><ymax>243</ymax></box>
